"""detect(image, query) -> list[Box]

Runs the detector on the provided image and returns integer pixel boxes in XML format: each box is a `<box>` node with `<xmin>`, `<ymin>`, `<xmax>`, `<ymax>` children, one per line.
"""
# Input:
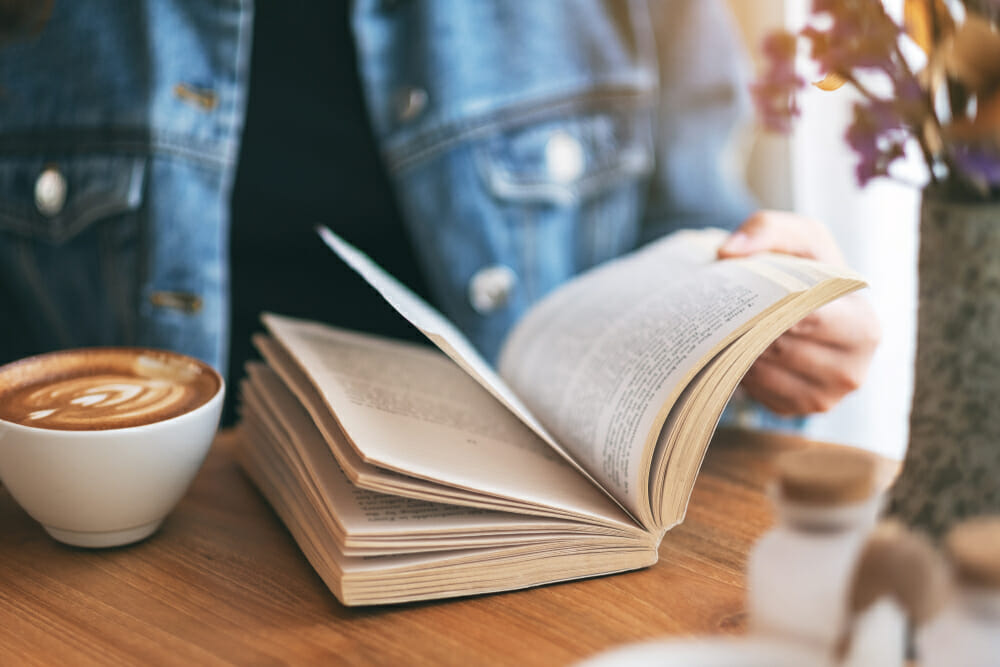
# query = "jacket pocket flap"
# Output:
<box><xmin>475</xmin><ymin>111</ymin><xmax>653</xmax><ymax>206</ymax></box>
<box><xmin>0</xmin><ymin>155</ymin><xmax>145</xmax><ymax>243</ymax></box>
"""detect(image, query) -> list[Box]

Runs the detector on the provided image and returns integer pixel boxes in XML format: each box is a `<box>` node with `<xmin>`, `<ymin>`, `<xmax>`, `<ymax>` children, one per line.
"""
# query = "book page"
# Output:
<box><xmin>318</xmin><ymin>227</ymin><xmax>611</xmax><ymax>499</ymax></box>
<box><xmin>253</xmin><ymin>335</ymin><xmax>564</xmax><ymax>514</ymax></box>
<box><xmin>318</xmin><ymin>228</ymin><xmax>555</xmax><ymax>445</ymax></box>
<box><xmin>240</xmin><ymin>367</ymin><xmax>629</xmax><ymax>555</ymax></box>
<box><xmin>261</xmin><ymin>313</ymin><xmax>638</xmax><ymax>530</ymax></box>
<box><xmin>497</xmin><ymin>230</ymin><xmax>817</xmax><ymax>516</ymax></box>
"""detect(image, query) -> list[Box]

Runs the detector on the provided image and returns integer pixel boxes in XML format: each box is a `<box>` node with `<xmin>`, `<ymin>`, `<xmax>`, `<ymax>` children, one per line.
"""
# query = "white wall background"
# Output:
<box><xmin>729</xmin><ymin>0</ymin><xmax>918</xmax><ymax>460</ymax></box>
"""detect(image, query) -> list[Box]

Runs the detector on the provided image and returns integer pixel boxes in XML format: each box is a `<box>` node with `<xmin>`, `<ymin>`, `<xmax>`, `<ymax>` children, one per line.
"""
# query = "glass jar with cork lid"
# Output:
<box><xmin>746</xmin><ymin>446</ymin><xmax>906</xmax><ymax>666</ymax></box>
<box><xmin>919</xmin><ymin>517</ymin><xmax>1000</xmax><ymax>667</ymax></box>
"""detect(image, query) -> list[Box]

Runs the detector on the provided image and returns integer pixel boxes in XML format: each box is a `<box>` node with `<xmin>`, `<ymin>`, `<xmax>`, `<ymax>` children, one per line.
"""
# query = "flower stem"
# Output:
<box><xmin>891</xmin><ymin>42</ymin><xmax>941</xmax><ymax>185</ymax></box>
<box><xmin>841</xmin><ymin>71</ymin><xmax>878</xmax><ymax>103</ymax></box>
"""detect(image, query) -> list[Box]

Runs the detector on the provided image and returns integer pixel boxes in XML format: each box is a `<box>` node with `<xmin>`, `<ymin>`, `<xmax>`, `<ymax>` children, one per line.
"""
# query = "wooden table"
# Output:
<box><xmin>0</xmin><ymin>428</ymin><xmax>895</xmax><ymax>666</ymax></box>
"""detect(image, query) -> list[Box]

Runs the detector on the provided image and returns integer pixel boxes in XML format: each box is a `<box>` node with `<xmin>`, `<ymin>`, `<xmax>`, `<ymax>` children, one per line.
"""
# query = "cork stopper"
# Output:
<box><xmin>945</xmin><ymin>516</ymin><xmax>1000</xmax><ymax>589</ymax></box>
<box><xmin>775</xmin><ymin>447</ymin><xmax>877</xmax><ymax>506</ymax></box>
<box><xmin>837</xmin><ymin>520</ymin><xmax>951</xmax><ymax>660</ymax></box>
<box><xmin>848</xmin><ymin>520</ymin><xmax>951</xmax><ymax>623</ymax></box>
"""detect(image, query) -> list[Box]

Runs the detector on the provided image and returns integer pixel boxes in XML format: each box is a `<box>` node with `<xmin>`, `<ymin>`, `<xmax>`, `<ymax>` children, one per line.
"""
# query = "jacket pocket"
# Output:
<box><xmin>0</xmin><ymin>155</ymin><xmax>145</xmax><ymax>243</ymax></box>
<box><xmin>475</xmin><ymin>109</ymin><xmax>653</xmax><ymax>207</ymax></box>
<box><xmin>390</xmin><ymin>108</ymin><xmax>655</xmax><ymax>362</ymax></box>
<box><xmin>0</xmin><ymin>154</ymin><xmax>147</xmax><ymax>356</ymax></box>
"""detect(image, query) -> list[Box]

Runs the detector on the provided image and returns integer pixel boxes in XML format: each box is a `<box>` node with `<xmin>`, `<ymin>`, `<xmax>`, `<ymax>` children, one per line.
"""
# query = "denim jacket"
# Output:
<box><xmin>0</xmin><ymin>1</ymin><xmax>252</xmax><ymax>370</ymax></box>
<box><xmin>0</xmin><ymin>0</ymin><xmax>754</xmax><ymax>371</ymax></box>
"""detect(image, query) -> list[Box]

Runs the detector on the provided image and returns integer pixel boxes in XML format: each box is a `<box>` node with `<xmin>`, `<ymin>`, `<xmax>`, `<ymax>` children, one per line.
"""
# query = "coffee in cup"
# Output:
<box><xmin>0</xmin><ymin>347</ymin><xmax>224</xmax><ymax>548</ymax></box>
<box><xmin>0</xmin><ymin>348</ymin><xmax>220</xmax><ymax>431</ymax></box>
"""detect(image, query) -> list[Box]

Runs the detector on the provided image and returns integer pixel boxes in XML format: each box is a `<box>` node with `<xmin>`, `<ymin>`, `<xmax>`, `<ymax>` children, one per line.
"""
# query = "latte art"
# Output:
<box><xmin>0</xmin><ymin>349</ymin><xmax>221</xmax><ymax>431</ymax></box>
<box><xmin>18</xmin><ymin>375</ymin><xmax>198</xmax><ymax>430</ymax></box>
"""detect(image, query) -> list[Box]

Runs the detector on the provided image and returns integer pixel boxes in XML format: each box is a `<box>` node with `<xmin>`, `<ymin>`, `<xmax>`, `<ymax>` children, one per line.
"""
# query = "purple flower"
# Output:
<box><xmin>761</xmin><ymin>29</ymin><xmax>799</xmax><ymax>61</ymax></box>
<box><xmin>846</xmin><ymin>100</ymin><xmax>908</xmax><ymax>185</ymax></box>
<box><xmin>752</xmin><ymin>0</ymin><xmax>1000</xmax><ymax>196</ymax></box>
<box><xmin>895</xmin><ymin>75</ymin><xmax>925</xmax><ymax>104</ymax></box>
<box><xmin>951</xmin><ymin>143</ymin><xmax>1000</xmax><ymax>188</ymax></box>
<box><xmin>805</xmin><ymin>0</ymin><xmax>900</xmax><ymax>74</ymax></box>
<box><xmin>752</xmin><ymin>31</ymin><xmax>805</xmax><ymax>132</ymax></box>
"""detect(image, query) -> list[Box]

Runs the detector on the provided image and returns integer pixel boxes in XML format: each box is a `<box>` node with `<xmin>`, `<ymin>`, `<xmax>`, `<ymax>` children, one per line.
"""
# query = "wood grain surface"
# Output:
<box><xmin>0</xmin><ymin>428</ymin><xmax>895</xmax><ymax>666</ymax></box>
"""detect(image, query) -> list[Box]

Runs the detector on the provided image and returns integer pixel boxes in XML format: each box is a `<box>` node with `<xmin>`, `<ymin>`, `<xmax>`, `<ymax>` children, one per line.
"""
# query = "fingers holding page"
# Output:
<box><xmin>789</xmin><ymin>294</ymin><xmax>881</xmax><ymax>351</ymax></box>
<box><xmin>741</xmin><ymin>357</ymin><xmax>822</xmax><ymax>416</ymax></box>
<box><xmin>717</xmin><ymin>210</ymin><xmax>881</xmax><ymax>416</ymax></box>
<box><xmin>717</xmin><ymin>210</ymin><xmax>846</xmax><ymax>265</ymax></box>
<box><xmin>743</xmin><ymin>296</ymin><xmax>880</xmax><ymax>416</ymax></box>
<box><xmin>742</xmin><ymin>344</ymin><xmax>855</xmax><ymax>416</ymax></box>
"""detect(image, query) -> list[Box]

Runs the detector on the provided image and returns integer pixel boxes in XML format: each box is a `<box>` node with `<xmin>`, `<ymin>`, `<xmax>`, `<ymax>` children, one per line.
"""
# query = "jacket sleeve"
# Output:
<box><xmin>640</xmin><ymin>0</ymin><xmax>759</xmax><ymax>243</ymax></box>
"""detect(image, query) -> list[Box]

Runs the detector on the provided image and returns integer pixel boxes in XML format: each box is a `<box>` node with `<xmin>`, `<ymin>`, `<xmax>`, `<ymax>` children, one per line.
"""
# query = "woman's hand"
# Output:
<box><xmin>717</xmin><ymin>210</ymin><xmax>881</xmax><ymax>416</ymax></box>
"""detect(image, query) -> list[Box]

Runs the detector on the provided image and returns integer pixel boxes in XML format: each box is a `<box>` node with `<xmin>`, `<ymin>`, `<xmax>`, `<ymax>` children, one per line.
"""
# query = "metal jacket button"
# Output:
<box><xmin>545</xmin><ymin>131</ymin><xmax>585</xmax><ymax>183</ymax></box>
<box><xmin>35</xmin><ymin>166</ymin><xmax>67</xmax><ymax>217</ymax></box>
<box><xmin>468</xmin><ymin>265</ymin><xmax>517</xmax><ymax>314</ymax></box>
<box><xmin>396</xmin><ymin>87</ymin><xmax>428</xmax><ymax>123</ymax></box>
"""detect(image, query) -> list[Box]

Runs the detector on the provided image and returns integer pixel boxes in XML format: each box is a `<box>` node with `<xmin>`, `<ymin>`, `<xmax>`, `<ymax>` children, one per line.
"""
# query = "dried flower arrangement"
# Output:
<box><xmin>753</xmin><ymin>0</ymin><xmax>1000</xmax><ymax>200</ymax></box>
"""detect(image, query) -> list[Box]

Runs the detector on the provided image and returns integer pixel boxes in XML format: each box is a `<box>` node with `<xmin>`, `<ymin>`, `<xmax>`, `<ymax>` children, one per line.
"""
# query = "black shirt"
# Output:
<box><xmin>228</xmin><ymin>0</ymin><xmax>430</xmax><ymax>421</ymax></box>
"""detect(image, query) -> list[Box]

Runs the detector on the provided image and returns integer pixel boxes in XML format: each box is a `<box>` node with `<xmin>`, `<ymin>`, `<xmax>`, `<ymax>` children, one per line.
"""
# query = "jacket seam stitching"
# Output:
<box><xmin>384</xmin><ymin>87</ymin><xmax>656</xmax><ymax>172</ymax></box>
<box><xmin>0</xmin><ymin>130</ymin><xmax>235</xmax><ymax>167</ymax></box>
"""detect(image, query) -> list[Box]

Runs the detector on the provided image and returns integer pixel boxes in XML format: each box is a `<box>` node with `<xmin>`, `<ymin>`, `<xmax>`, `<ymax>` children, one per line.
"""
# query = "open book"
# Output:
<box><xmin>236</xmin><ymin>227</ymin><xmax>866</xmax><ymax>606</ymax></box>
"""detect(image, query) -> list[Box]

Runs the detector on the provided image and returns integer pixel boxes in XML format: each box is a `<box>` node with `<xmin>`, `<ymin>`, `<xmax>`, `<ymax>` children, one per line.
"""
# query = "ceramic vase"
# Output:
<box><xmin>889</xmin><ymin>190</ymin><xmax>1000</xmax><ymax>536</ymax></box>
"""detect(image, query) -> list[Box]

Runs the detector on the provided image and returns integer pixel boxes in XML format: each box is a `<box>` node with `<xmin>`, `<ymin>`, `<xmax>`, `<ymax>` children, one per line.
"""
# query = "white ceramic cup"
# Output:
<box><xmin>0</xmin><ymin>349</ymin><xmax>224</xmax><ymax>548</ymax></box>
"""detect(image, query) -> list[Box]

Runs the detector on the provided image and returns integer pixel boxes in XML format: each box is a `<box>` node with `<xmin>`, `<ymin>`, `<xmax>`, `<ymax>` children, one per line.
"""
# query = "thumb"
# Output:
<box><xmin>717</xmin><ymin>211</ymin><xmax>844</xmax><ymax>264</ymax></box>
<box><xmin>717</xmin><ymin>229</ymin><xmax>761</xmax><ymax>258</ymax></box>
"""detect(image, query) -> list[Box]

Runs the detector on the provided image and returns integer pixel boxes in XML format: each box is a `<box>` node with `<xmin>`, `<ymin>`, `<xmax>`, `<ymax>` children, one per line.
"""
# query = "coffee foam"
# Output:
<box><xmin>0</xmin><ymin>348</ymin><xmax>221</xmax><ymax>431</ymax></box>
